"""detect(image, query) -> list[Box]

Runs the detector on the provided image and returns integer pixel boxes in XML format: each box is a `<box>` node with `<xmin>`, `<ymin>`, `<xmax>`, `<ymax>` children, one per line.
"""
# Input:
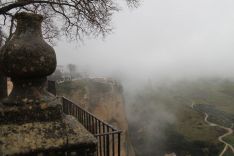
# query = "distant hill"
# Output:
<box><xmin>127</xmin><ymin>78</ymin><xmax>234</xmax><ymax>156</ymax></box>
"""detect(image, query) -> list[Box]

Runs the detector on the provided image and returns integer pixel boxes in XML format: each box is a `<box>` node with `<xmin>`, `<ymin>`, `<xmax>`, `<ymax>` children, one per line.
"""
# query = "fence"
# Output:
<box><xmin>62</xmin><ymin>97</ymin><xmax>122</xmax><ymax>156</ymax></box>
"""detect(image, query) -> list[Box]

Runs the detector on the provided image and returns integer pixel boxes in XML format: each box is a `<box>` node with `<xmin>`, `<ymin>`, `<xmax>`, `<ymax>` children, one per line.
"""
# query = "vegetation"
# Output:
<box><xmin>128</xmin><ymin>78</ymin><xmax>234</xmax><ymax>156</ymax></box>
<box><xmin>56</xmin><ymin>77</ymin><xmax>234</xmax><ymax>156</ymax></box>
<box><xmin>0</xmin><ymin>0</ymin><xmax>139</xmax><ymax>44</ymax></box>
<box><xmin>224</xmin><ymin>135</ymin><xmax>234</xmax><ymax>147</ymax></box>
<box><xmin>57</xmin><ymin>80</ymin><xmax>86</xmax><ymax>97</ymax></box>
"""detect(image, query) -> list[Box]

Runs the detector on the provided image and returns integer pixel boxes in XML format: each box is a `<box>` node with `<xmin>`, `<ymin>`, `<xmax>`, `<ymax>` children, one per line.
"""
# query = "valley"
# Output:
<box><xmin>56</xmin><ymin>77</ymin><xmax>234</xmax><ymax>156</ymax></box>
<box><xmin>127</xmin><ymin>78</ymin><xmax>234</xmax><ymax>156</ymax></box>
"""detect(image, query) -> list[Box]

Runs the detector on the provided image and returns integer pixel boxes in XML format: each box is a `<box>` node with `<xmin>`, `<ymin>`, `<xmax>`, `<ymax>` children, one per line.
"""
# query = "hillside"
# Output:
<box><xmin>56</xmin><ymin>77</ymin><xmax>234</xmax><ymax>156</ymax></box>
<box><xmin>127</xmin><ymin>78</ymin><xmax>234</xmax><ymax>156</ymax></box>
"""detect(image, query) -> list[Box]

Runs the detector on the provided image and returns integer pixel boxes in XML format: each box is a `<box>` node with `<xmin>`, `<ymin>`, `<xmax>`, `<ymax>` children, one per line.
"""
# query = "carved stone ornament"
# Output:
<box><xmin>0</xmin><ymin>12</ymin><xmax>57</xmax><ymax>106</ymax></box>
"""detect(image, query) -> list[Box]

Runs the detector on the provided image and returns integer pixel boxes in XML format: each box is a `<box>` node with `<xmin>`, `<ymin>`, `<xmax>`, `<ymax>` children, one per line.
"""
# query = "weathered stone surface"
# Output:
<box><xmin>0</xmin><ymin>115</ymin><xmax>97</xmax><ymax>156</ymax></box>
<box><xmin>2</xmin><ymin>78</ymin><xmax>57</xmax><ymax>106</ymax></box>
<box><xmin>0</xmin><ymin>99</ymin><xmax>63</xmax><ymax>124</ymax></box>
<box><xmin>0</xmin><ymin>12</ymin><xmax>56</xmax><ymax>106</ymax></box>
<box><xmin>0</xmin><ymin>12</ymin><xmax>56</xmax><ymax>78</ymax></box>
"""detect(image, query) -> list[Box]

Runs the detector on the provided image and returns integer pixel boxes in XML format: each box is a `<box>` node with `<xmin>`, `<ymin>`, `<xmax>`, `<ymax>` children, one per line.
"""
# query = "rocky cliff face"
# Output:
<box><xmin>57</xmin><ymin>78</ymin><xmax>136</xmax><ymax>156</ymax></box>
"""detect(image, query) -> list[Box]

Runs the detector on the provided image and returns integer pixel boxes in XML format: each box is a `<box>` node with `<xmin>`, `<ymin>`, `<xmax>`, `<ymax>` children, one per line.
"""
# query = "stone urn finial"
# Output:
<box><xmin>0</xmin><ymin>12</ymin><xmax>57</xmax><ymax>105</ymax></box>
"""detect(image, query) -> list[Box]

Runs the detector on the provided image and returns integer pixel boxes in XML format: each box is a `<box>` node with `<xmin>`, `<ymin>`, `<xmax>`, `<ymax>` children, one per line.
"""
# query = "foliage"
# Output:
<box><xmin>57</xmin><ymin>80</ymin><xmax>86</xmax><ymax>96</ymax></box>
<box><xmin>67</xmin><ymin>64</ymin><xmax>77</xmax><ymax>79</ymax></box>
<box><xmin>0</xmin><ymin>0</ymin><xmax>139</xmax><ymax>44</ymax></box>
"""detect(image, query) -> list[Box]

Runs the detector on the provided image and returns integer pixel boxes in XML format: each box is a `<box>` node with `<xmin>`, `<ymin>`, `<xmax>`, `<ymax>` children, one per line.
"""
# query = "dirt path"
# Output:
<box><xmin>204</xmin><ymin>113</ymin><xmax>234</xmax><ymax>156</ymax></box>
<box><xmin>191</xmin><ymin>102</ymin><xmax>234</xmax><ymax>156</ymax></box>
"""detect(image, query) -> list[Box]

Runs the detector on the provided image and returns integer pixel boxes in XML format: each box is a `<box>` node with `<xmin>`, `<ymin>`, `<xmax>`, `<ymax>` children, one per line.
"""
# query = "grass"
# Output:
<box><xmin>224</xmin><ymin>134</ymin><xmax>234</xmax><ymax>147</ymax></box>
<box><xmin>129</xmin><ymin>78</ymin><xmax>234</xmax><ymax>155</ymax></box>
<box><xmin>175</xmin><ymin>106</ymin><xmax>222</xmax><ymax>144</ymax></box>
<box><xmin>57</xmin><ymin>80</ymin><xmax>87</xmax><ymax>97</ymax></box>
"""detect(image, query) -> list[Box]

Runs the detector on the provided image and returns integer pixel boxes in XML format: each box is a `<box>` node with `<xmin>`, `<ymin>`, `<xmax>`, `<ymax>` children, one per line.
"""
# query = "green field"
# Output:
<box><xmin>128</xmin><ymin>78</ymin><xmax>234</xmax><ymax>156</ymax></box>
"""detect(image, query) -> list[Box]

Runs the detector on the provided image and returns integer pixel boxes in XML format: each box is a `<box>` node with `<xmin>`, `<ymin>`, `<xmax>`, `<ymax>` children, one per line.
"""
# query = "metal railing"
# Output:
<box><xmin>62</xmin><ymin>97</ymin><xmax>122</xmax><ymax>156</ymax></box>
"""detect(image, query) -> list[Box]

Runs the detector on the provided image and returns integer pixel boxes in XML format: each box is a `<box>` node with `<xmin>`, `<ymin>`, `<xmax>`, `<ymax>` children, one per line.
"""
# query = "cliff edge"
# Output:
<box><xmin>57</xmin><ymin>78</ymin><xmax>135</xmax><ymax>156</ymax></box>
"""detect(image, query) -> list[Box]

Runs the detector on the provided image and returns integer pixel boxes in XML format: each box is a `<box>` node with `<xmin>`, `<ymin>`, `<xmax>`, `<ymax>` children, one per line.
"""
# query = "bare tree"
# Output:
<box><xmin>48</xmin><ymin>68</ymin><xmax>63</xmax><ymax>81</ymax></box>
<box><xmin>67</xmin><ymin>64</ymin><xmax>77</xmax><ymax>79</ymax></box>
<box><xmin>0</xmin><ymin>30</ymin><xmax>2</xmax><ymax>47</ymax></box>
<box><xmin>0</xmin><ymin>26</ymin><xmax>7</xmax><ymax>99</ymax></box>
<box><xmin>0</xmin><ymin>0</ymin><xmax>139</xmax><ymax>44</ymax></box>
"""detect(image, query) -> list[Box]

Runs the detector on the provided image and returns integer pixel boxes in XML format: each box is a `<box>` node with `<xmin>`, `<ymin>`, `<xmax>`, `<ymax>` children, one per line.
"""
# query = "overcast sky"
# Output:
<box><xmin>55</xmin><ymin>0</ymin><xmax>234</xmax><ymax>83</ymax></box>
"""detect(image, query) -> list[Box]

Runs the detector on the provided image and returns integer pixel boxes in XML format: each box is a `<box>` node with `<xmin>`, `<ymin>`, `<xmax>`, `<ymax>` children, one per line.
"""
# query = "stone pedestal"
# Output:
<box><xmin>0</xmin><ymin>12</ymin><xmax>56</xmax><ymax>106</ymax></box>
<box><xmin>0</xmin><ymin>100</ymin><xmax>97</xmax><ymax>156</ymax></box>
<box><xmin>0</xmin><ymin>12</ymin><xmax>97</xmax><ymax>156</ymax></box>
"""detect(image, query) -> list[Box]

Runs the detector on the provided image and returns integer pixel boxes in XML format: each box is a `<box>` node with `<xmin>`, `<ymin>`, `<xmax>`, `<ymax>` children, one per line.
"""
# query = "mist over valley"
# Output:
<box><xmin>53</xmin><ymin>0</ymin><xmax>234</xmax><ymax>155</ymax></box>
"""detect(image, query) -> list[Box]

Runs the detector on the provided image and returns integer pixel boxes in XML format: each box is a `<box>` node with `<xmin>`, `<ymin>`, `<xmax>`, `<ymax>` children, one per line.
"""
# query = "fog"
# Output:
<box><xmin>55</xmin><ymin>0</ymin><xmax>234</xmax><ymax>85</ymax></box>
<box><xmin>54</xmin><ymin>1</ymin><xmax>234</xmax><ymax>155</ymax></box>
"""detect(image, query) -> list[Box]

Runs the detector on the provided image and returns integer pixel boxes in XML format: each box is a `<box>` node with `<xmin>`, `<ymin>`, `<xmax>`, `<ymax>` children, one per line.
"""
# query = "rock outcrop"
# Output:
<box><xmin>57</xmin><ymin>77</ymin><xmax>136</xmax><ymax>156</ymax></box>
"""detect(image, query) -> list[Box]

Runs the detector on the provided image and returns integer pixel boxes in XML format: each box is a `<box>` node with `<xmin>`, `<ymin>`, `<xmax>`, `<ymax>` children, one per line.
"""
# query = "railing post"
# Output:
<box><xmin>106</xmin><ymin>127</ymin><xmax>110</xmax><ymax>156</ymax></box>
<box><xmin>82</xmin><ymin>110</ymin><xmax>85</xmax><ymax>126</ymax></box>
<box><xmin>92</xmin><ymin>117</ymin><xmax>95</xmax><ymax>134</ymax></box>
<box><xmin>118</xmin><ymin>132</ymin><xmax>121</xmax><ymax>156</ymax></box>
<box><xmin>88</xmin><ymin>113</ymin><xmax>91</xmax><ymax>131</ymax></box>
<box><xmin>99</xmin><ymin>121</ymin><xmax>102</xmax><ymax>156</ymax></box>
<box><xmin>103</xmin><ymin>125</ymin><xmax>106</xmax><ymax>156</ymax></box>
<box><xmin>112</xmin><ymin>132</ymin><xmax>115</xmax><ymax>156</ymax></box>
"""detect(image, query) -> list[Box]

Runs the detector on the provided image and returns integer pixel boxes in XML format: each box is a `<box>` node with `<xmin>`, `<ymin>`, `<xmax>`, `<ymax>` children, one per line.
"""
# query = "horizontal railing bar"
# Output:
<box><xmin>94</xmin><ymin>131</ymin><xmax>122</xmax><ymax>137</ymax></box>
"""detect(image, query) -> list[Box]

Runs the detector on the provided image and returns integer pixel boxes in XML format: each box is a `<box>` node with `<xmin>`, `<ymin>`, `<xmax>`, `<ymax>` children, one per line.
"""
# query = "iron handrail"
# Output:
<box><xmin>61</xmin><ymin>96</ymin><xmax>122</xmax><ymax>156</ymax></box>
<box><xmin>62</xmin><ymin>97</ymin><xmax>121</xmax><ymax>132</ymax></box>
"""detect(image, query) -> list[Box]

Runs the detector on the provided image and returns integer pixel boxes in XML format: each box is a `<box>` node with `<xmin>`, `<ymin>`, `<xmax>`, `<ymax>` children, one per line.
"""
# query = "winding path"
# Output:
<box><xmin>191</xmin><ymin>103</ymin><xmax>234</xmax><ymax>156</ymax></box>
<box><xmin>204</xmin><ymin>113</ymin><xmax>234</xmax><ymax>156</ymax></box>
